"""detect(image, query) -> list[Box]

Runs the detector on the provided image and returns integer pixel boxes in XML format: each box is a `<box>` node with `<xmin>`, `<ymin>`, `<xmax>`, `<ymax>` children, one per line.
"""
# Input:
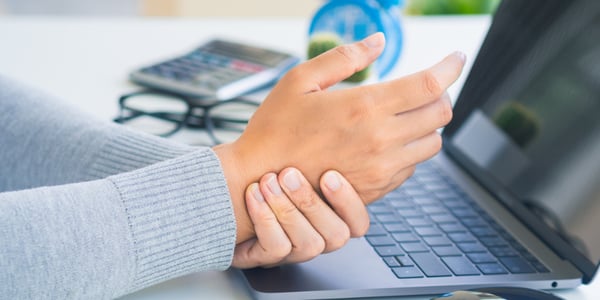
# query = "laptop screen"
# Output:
<box><xmin>443</xmin><ymin>0</ymin><xmax>600</xmax><ymax>278</ymax></box>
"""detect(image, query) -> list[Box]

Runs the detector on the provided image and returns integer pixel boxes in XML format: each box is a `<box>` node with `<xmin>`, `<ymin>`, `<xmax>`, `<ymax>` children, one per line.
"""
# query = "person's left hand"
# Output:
<box><xmin>232</xmin><ymin>167</ymin><xmax>368</xmax><ymax>268</ymax></box>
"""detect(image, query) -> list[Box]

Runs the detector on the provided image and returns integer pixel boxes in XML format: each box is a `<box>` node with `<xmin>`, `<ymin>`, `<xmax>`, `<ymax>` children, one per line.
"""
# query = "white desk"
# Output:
<box><xmin>1</xmin><ymin>16</ymin><xmax>598</xmax><ymax>300</ymax></box>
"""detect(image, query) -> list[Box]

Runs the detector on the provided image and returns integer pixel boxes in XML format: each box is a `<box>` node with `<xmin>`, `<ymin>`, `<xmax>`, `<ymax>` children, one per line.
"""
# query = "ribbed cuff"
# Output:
<box><xmin>108</xmin><ymin>149</ymin><xmax>236</xmax><ymax>291</ymax></box>
<box><xmin>85</xmin><ymin>124</ymin><xmax>196</xmax><ymax>180</ymax></box>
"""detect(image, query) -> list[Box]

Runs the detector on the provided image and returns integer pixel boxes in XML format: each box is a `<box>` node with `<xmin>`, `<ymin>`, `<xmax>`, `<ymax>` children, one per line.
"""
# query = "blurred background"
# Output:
<box><xmin>0</xmin><ymin>0</ymin><xmax>500</xmax><ymax>17</ymax></box>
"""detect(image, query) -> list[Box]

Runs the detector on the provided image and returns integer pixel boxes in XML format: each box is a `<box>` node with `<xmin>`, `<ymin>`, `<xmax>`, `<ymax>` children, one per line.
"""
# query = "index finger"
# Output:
<box><xmin>342</xmin><ymin>51</ymin><xmax>466</xmax><ymax>114</ymax></box>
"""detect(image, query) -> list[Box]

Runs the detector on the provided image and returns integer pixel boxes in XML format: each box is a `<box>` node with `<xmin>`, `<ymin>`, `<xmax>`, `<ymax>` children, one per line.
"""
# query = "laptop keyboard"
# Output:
<box><xmin>366</xmin><ymin>160</ymin><xmax>550</xmax><ymax>279</ymax></box>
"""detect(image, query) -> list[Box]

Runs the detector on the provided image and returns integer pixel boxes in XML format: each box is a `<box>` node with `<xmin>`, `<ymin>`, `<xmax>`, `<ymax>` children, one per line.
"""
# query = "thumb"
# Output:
<box><xmin>287</xmin><ymin>32</ymin><xmax>385</xmax><ymax>92</ymax></box>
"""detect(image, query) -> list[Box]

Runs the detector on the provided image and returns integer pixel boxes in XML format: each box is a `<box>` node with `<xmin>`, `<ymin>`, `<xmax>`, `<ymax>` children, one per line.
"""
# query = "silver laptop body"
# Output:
<box><xmin>238</xmin><ymin>0</ymin><xmax>600</xmax><ymax>298</ymax></box>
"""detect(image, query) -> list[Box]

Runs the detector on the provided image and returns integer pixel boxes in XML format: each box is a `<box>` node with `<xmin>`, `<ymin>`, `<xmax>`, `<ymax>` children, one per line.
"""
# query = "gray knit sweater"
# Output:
<box><xmin>0</xmin><ymin>75</ymin><xmax>237</xmax><ymax>299</ymax></box>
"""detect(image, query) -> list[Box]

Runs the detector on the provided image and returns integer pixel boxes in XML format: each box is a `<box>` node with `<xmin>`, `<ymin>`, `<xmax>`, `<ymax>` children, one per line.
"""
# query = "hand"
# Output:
<box><xmin>214</xmin><ymin>32</ymin><xmax>465</xmax><ymax>243</ymax></box>
<box><xmin>232</xmin><ymin>167</ymin><xmax>368</xmax><ymax>268</ymax></box>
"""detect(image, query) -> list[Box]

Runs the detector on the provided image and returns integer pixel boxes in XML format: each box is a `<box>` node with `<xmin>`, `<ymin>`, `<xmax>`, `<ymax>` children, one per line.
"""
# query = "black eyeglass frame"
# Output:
<box><xmin>114</xmin><ymin>89</ymin><xmax>260</xmax><ymax>145</ymax></box>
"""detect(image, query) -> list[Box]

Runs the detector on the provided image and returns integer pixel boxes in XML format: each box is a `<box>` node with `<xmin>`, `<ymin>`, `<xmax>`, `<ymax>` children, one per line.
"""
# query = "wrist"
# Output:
<box><xmin>213</xmin><ymin>142</ymin><xmax>256</xmax><ymax>243</ymax></box>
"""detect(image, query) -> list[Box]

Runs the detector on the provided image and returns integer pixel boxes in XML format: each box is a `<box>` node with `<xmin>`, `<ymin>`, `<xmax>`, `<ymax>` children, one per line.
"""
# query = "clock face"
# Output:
<box><xmin>310</xmin><ymin>3</ymin><xmax>382</xmax><ymax>43</ymax></box>
<box><xmin>308</xmin><ymin>0</ymin><xmax>403</xmax><ymax>78</ymax></box>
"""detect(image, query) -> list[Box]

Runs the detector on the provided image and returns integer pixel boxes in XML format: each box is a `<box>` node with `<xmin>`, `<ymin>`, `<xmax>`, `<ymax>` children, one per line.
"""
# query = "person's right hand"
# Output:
<box><xmin>214</xmin><ymin>32</ymin><xmax>466</xmax><ymax>243</ymax></box>
<box><xmin>232</xmin><ymin>167</ymin><xmax>369</xmax><ymax>268</ymax></box>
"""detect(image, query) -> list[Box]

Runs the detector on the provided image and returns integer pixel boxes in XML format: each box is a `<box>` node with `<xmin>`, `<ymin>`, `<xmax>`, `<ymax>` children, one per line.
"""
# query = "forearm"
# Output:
<box><xmin>0</xmin><ymin>149</ymin><xmax>236</xmax><ymax>299</ymax></box>
<box><xmin>0</xmin><ymin>75</ymin><xmax>194</xmax><ymax>192</ymax></box>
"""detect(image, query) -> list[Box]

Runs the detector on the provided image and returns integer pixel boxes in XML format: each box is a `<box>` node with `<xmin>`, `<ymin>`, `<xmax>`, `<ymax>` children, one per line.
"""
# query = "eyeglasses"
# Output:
<box><xmin>114</xmin><ymin>90</ymin><xmax>260</xmax><ymax>146</ymax></box>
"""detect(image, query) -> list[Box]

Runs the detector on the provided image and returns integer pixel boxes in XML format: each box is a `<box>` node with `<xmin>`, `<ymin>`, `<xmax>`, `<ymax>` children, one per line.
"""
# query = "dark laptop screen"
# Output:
<box><xmin>444</xmin><ymin>0</ymin><xmax>600</xmax><ymax>271</ymax></box>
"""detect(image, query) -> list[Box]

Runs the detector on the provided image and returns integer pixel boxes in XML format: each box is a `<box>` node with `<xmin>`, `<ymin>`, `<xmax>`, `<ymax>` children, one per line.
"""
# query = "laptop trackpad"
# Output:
<box><xmin>241</xmin><ymin>238</ymin><xmax>397</xmax><ymax>294</ymax></box>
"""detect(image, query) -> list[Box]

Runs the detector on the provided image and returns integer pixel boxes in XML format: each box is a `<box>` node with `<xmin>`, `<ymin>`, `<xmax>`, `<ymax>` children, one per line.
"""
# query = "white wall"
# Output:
<box><xmin>0</xmin><ymin>0</ymin><xmax>323</xmax><ymax>17</ymax></box>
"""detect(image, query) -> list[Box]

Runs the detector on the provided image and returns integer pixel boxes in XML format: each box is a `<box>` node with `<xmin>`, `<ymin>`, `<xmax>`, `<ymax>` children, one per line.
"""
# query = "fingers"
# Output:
<box><xmin>320</xmin><ymin>170</ymin><xmax>370</xmax><ymax>237</ymax></box>
<box><xmin>259</xmin><ymin>173</ymin><xmax>327</xmax><ymax>262</ymax></box>
<box><xmin>393</xmin><ymin>92</ymin><xmax>453</xmax><ymax>142</ymax></box>
<box><xmin>343</xmin><ymin>51</ymin><xmax>465</xmax><ymax>114</ymax></box>
<box><xmin>231</xmin><ymin>183</ymin><xmax>291</xmax><ymax>269</ymax></box>
<box><xmin>278</xmin><ymin>168</ymin><xmax>352</xmax><ymax>253</ymax></box>
<box><xmin>282</xmin><ymin>32</ymin><xmax>385</xmax><ymax>93</ymax></box>
<box><xmin>403</xmin><ymin>131</ymin><xmax>444</xmax><ymax>162</ymax></box>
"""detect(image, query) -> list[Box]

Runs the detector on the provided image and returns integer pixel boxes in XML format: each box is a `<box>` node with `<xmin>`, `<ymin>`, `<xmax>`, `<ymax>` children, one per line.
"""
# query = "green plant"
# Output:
<box><xmin>307</xmin><ymin>33</ymin><xmax>371</xmax><ymax>83</ymax></box>
<box><xmin>404</xmin><ymin>0</ymin><xmax>501</xmax><ymax>15</ymax></box>
<box><xmin>493</xmin><ymin>101</ymin><xmax>541</xmax><ymax>148</ymax></box>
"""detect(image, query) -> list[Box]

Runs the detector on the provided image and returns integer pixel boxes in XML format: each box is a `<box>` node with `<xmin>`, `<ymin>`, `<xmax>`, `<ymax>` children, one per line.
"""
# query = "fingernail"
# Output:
<box><xmin>453</xmin><ymin>51</ymin><xmax>466</xmax><ymax>64</ymax></box>
<box><xmin>324</xmin><ymin>171</ymin><xmax>342</xmax><ymax>192</ymax></box>
<box><xmin>362</xmin><ymin>32</ymin><xmax>385</xmax><ymax>48</ymax></box>
<box><xmin>266</xmin><ymin>175</ymin><xmax>283</xmax><ymax>195</ymax></box>
<box><xmin>282</xmin><ymin>169</ymin><xmax>301</xmax><ymax>192</ymax></box>
<box><xmin>251</xmin><ymin>184</ymin><xmax>264</xmax><ymax>202</ymax></box>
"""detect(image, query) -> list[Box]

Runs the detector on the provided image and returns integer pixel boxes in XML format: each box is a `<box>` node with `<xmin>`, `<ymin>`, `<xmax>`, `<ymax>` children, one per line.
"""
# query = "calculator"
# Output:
<box><xmin>129</xmin><ymin>39</ymin><xmax>300</xmax><ymax>101</ymax></box>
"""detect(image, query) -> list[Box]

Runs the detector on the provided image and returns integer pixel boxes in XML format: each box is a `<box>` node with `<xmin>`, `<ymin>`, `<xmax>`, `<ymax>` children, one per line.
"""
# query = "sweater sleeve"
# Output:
<box><xmin>0</xmin><ymin>76</ymin><xmax>237</xmax><ymax>298</ymax></box>
<box><xmin>0</xmin><ymin>74</ymin><xmax>197</xmax><ymax>192</ymax></box>
<box><xmin>0</xmin><ymin>149</ymin><xmax>237</xmax><ymax>299</ymax></box>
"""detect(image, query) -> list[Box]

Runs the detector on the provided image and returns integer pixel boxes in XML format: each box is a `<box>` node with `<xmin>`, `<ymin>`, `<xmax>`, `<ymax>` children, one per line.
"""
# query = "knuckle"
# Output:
<box><xmin>277</xmin><ymin>203</ymin><xmax>299</xmax><ymax>220</ymax></box>
<box><xmin>270</xmin><ymin>239</ymin><xmax>292</xmax><ymax>260</ymax></box>
<box><xmin>438</xmin><ymin>98</ymin><xmax>453</xmax><ymax>125</ymax></box>
<box><xmin>334</xmin><ymin>44</ymin><xmax>358</xmax><ymax>66</ymax></box>
<box><xmin>353</xmin><ymin>221</ymin><xmax>370</xmax><ymax>237</ymax></box>
<box><xmin>295</xmin><ymin>191</ymin><xmax>321</xmax><ymax>214</ymax></box>
<box><xmin>365</xmin><ymin>131</ymin><xmax>390</xmax><ymax>155</ymax></box>
<box><xmin>421</xmin><ymin>70</ymin><xmax>443</xmax><ymax>99</ymax></box>
<box><xmin>302</xmin><ymin>235</ymin><xmax>326</xmax><ymax>257</ymax></box>
<box><xmin>327</xmin><ymin>227</ymin><xmax>351</xmax><ymax>251</ymax></box>
<box><xmin>429</xmin><ymin>133</ymin><xmax>443</xmax><ymax>155</ymax></box>
<box><xmin>312</xmin><ymin>237</ymin><xmax>327</xmax><ymax>256</ymax></box>
<box><xmin>421</xmin><ymin>132</ymin><xmax>442</xmax><ymax>160</ymax></box>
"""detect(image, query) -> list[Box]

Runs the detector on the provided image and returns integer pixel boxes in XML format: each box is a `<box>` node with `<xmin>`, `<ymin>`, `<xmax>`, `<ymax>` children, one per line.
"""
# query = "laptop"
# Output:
<box><xmin>237</xmin><ymin>0</ymin><xmax>600</xmax><ymax>298</ymax></box>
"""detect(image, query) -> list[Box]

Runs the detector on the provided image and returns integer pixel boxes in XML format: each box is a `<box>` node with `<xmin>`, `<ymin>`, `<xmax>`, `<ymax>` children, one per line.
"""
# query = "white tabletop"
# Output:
<box><xmin>1</xmin><ymin>16</ymin><xmax>598</xmax><ymax>300</ymax></box>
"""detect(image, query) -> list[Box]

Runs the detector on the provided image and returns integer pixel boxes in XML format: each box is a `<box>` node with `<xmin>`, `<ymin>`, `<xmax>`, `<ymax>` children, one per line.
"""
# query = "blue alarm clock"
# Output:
<box><xmin>308</xmin><ymin>0</ymin><xmax>404</xmax><ymax>79</ymax></box>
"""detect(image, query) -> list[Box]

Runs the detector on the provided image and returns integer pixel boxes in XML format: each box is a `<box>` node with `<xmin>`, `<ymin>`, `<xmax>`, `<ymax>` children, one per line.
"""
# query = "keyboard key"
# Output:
<box><xmin>366</xmin><ymin>224</ymin><xmax>386</xmax><ymax>236</ymax></box>
<box><xmin>489</xmin><ymin>246</ymin><xmax>518</xmax><ymax>257</ymax></box>
<box><xmin>384</xmin><ymin>223</ymin><xmax>410</xmax><ymax>233</ymax></box>
<box><xmin>368</xmin><ymin>205</ymin><xmax>391</xmax><ymax>213</ymax></box>
<box><xmin>397</xmin><ymin>256</ymin><xmax>415</xmax><ymax>267</ymax></box>
<box><xmin>423</xmin><ymin>236</ymin><xmax>452</xmax><ymax>246</ymax></box>
<box><xmin>467</xmin><ymin>252</ymin><xmax>496</xmax><ymax>264</ymax></box>
<box><xmin>396</xmin><ymin>208</ymin><xmax>424</xmax><ymax>217</ymax></box>
<box><xmin>405</xmin><ymin>187</ymin><xmax>428</xmax><ymax>196</ymax></box>
<box><xmin>439</xmin><ymin>223</ymin><xmax>467</xmax><ymax>233</ymax></box>
<box><xmin>477</xmin><ymin>262</ymin><xmax>508</xmax><ymax>275</ymax></box>
<box><xmin>376</xmin><ymin>214</ymin><xmax>402</xmax><ymax>223</ymax></box>
<box><xmin>434</xmin><ymin>190</ymin><xmax>460</xmax><ymax>199</ymax></box>
<box><xmin>450</xmin><ymin>208</ymin><xmax>479</xmax><ymax>218</ymax></box>
<box><xmin>412</xmin><ymin>195</ymin><xmax>439</xmax><ymax>206</ymax></box>
<box><xmin>366</xmin><ymin>235</ymin><xmax>395</xmax><ymax>246</ymax></box>
<box><xmin>400</xmin><ymin>242</ymin><xmax>429</xmax><ymax>253</ymax></box>
<box><xmin>375</xmin><ymin>246</ymin><xmax>405</xmax><ymax>257</ymax></box>
<box><xmin>479</xmin><ymin>237</ymin><xmax>508</xmax><ymax>247</ymax></box>
<box><xmin>414</xmin><ymin>226</ymin><xmax>442</xmax><ymax>236</ymax></box>
<box><xmin>470</xmin><ymin>226</ymin><xmax>497</xmax><ymax>237</ymax></box>
<box><xmin>388</xmin><ymin>200</ymin><xmax>414</xmax><ymax>209</ymax></box>
<box><xmin>442</xmin><ymin>256</ymin><xmax>481</xmax><ymax>276</ymax></box>
<box><xmin>461</xmin><ymin>217</ymin><xmax>487</xmax><ymax>227</ymax></box>
<box><xmin>383</xmin><ymin>256</ymin><xmax>401</xmax><ymax>267</ymax></box>
<box><xmin>406</xmin><ymin>217</ymin><xmax>432</xmax><ymax>226</ymax></box>
<box><xmin>430</xmin><ymin>214</ymin><xmax>458</xmax><ymax>224</ymax></box>
<box><xmin>448</xmin><ymin>232</ymin><xmax>476</xmax><ymax>243</ymax></box>
<box><xmin>432</xmin><ymin>246</ymin><xmax>462</xmax><ymax>257</ymax></box>
<box><xmin>392</xmin><ymin>266</ymin><xmax>424</xmax><ymax>278</ymax></box>
<box><xmin>499</xmin><ymin>257</ymin><xmax>535</xmax><ymax>274</ymax></box>
<box><xmin>392</xmin><ymin>233</ymin><xmax>420</xmax><ymax>243</ymax></box>
<box><xmin>409</xmin><ymin>252</ymin><xmax>452</xmax><ymax>277</ymax></box>
<box><xmin>456</xmin><ymin>242</ymin><xmax>487</xmax><ymax>253</ymax></box>
<box><xmin>421</xmin><ymin>205</ymin><xmax>448</xmax><ymax>214</ymax></box>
